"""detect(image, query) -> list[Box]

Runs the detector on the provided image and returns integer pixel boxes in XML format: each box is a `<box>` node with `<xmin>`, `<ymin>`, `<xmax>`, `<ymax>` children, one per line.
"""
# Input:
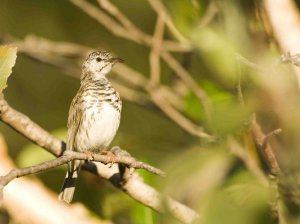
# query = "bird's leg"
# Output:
<box><xmin>100</xmin><ymin>150</ymin><xmax>116</xmax><ymax>167</ymax></box>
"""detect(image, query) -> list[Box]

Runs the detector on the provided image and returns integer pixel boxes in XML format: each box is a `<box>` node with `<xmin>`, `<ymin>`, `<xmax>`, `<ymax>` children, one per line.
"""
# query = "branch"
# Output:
<box><xmin>97</xmin><ymin>0</ymin><xmax>150</xmax><ymax>44</ymax></box>
<box><xmin>147</xmin><ymin>0</ymin><xmax>189</xmax><ymax>44</ymax></box>
<box><xmin>161</xmin><ymin>52</ymin><xmax>212</xmax><ymax>118</ymax></box>
<box><xmin>149</xmin><ymin>11</ymin><xmax>165</xmax><ymax>86</ymax></box>
<box><xmin>0</xmin><ymin>96</ymin><xmax>199</xmax><ymax>224</ymax></box>
<box><xmin>0</xmin><ymin>94</ymin><xmax>63</xmax><ymax>157</ymax></box>
<box><xmin>228</xmin><ymin>136</ymin><xmax>268</xmax><ymax>184</ymax></box>
<box><xmin>0</xmin><ymin>136</ymin><xmax>110</xmax><ymax>224</ymax></box>
<box><xmin>263</xmin><ymin>0</ymin><xmax>300</xmax><ymax>88</ymax></box>
<box><xmin>0</xmin><ymin>149</ymin><xmax>165</xmax><ymax>194</ymax></box>
<box><xmin>250</xmin><ymin>114</ymin><xmax>281</xmax><ymax>176</ymax></box>
<box><xmin>150</xmin><ymin>89</ymin><xmax>215</xmax><ymax>141</ymax></box>
<box><xmin>70</xmin><ymin>0</ymin><xmax>191</xmax><ymax>52</ymax></box>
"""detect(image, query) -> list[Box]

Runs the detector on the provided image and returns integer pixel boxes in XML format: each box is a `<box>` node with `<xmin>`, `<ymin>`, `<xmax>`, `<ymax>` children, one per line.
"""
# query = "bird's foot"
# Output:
<box><xmin>84</xmin><ymin>151</ymin><xmax>94</xmax><ymax>161</ymax></box>
<box><xmin>100</xmin><ymin>150</ymin><xmax>116</xmax><ymax>167</ymax></box>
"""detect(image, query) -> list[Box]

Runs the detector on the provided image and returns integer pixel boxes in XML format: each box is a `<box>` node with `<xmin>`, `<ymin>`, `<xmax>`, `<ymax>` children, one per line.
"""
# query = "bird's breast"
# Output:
<box><xmin>76</xmin><ymin>102</ymin><xmax>121</xmax><ymax>152</ymax></box>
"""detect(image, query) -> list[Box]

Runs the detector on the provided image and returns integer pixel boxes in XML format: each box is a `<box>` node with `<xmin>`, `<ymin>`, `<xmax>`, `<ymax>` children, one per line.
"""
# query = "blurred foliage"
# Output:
<box><xmin>201</xmin><ymin>171</ymin><xmax>272</xmax><ymax>224</ymax></box>
<box><xmin>0</xmin><ymin>0</ymin><xmax>300</xmax><ymax>223</ymax></box>
<box><xmin>164</xmin><ymin>0</ymin><xmax>206</xmax><ymax>36</ymax></box>
<box><xmin>17</xmin><ymin>128</ymin><xmax>66</xmax><ymax>168</ymax></box>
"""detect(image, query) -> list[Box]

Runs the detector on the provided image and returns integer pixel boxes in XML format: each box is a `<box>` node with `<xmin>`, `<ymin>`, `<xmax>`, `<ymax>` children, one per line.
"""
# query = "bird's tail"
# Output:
<box><xmin>58</xmin><ymin>168</ymin><xmax>78</xmax><ymax>203</ymax></box>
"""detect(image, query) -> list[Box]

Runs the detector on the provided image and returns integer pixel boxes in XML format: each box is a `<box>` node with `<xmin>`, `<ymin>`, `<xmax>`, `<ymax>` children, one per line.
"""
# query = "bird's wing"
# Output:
<box><xmin>66</xmin><ymin>90</ymin><xmax>85</xmax><ymax>173</ymax></box>
<box><xmin>66</xmin><ymin>91</ymin><xmax>83</xmax><ymax>152</ymax></box>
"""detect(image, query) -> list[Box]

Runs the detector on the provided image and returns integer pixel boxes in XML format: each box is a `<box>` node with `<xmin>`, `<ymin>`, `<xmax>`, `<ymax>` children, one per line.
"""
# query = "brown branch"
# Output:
<box><xmin>263</xmin><ymin>0</ymin><xmax>300</xmax><ymax>54</ymax></box>
<box><xmin>228</xmin><ymin>136</ymin><xmax>268</xmax><ymax>184</ymax></box>
<box><xmin>0</xmin><ymin>149</ymin><xmax>165</xmax><ymax>195</ymax></box>
<box><xmin>86</xmin><ymin>161</ymin><xmax>199</xmax><ymax>224</ymax></box>
<box><xmin>0</xmin><ymin>96</ymin><xmax>199</xmax><ymax>224</ymax></box>
<box><xmin>150</xmin><ymin>89</ymin><xmax>215</xmax><ymax>141</ymax></box>
<box><xmin>263</xmin><ymin>0</ymin><xmax>300</xmax><ymax>88</ymax></box>
<box><xmin>70</xmin><ymin>0</ymin><xmax>135</xmax><ymax>42</ymax></box>
<box><xmin>149</xmin><ymin>12</ymin><xmax>165</xmax><ymax>86</ymax></box>
<box><xmin>0</xmin><ymin>94</ymin><xmax>63</xmax><ymax>156</ymax></box>
<box><xmin>249</xmin><ymin>114</ymin><xmax>281</xmax><ymax>176</ymax></box>
<box><xmin>20</xmin><ymin>35</ymin><xmax>90</xmax><ymax>57</ymax></box>
<box><xmin>0</xmin><ymin>136</ymin><xmax>110</xmax><ymax>224</ymax></box>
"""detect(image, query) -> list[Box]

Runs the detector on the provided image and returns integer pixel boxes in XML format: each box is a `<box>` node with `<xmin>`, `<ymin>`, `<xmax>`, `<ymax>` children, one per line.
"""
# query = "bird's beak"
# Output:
<box><xmin>106</xmin><ymin>58</ymin><xmax>124</xmax><ymax>64</ymax></box>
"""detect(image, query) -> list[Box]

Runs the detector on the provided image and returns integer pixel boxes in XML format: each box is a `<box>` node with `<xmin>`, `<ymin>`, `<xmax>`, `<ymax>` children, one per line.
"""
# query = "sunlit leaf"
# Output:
<box><xmin>0</xmin><ymin>45</ymin><xmax>17</xmax><ymax>91</ymax></box>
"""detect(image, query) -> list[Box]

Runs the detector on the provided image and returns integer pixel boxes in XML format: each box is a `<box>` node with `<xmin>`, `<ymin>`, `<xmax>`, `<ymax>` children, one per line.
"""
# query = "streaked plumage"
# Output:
<box><xmin>59</xmin><ymin>51</ymin><xmax>122</xmax><ymax>203</ymax></box>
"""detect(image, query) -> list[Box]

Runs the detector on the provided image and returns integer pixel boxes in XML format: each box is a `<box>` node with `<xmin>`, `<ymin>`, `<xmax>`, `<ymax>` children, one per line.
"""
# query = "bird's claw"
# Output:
<box><xmin>100</xmin><ymin>150</ymin><xmax>116</xmax><ymax>167</ymax></box>
<box><xmin>84</xmin><ymin>151</ymin><xmax>94</xmax><ymax>161</ymax></box>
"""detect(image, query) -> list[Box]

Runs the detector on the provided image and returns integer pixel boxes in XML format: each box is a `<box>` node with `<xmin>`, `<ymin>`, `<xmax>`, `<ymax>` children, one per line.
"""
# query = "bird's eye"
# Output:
<box><xmin>96</xmin><ymin>57</ymin><xmax>101</xmax><ymax>62</ymax></box>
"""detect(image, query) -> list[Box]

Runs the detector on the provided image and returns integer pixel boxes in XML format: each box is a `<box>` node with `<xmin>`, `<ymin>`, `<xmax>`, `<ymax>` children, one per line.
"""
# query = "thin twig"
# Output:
<box><xmin>147</xmin><ymin>0</ymin><xmax>190</xmax><ymax>44</ymax></box>
<box><xmin>228</xmin><ymin>136</ymin><xmax>268</xmax><ymax>184</ymax></box>
<box><xmin>236</xmin><ymin>56</ymin><xmax>245</xmax><ymax>105</ymax></box>
<box><xmin>20</xmin><ymin>35</ymin><xmax>90</xmax><ymax>56</ymax></box>
<box><xmin>281</xmin><ymin>52</ymin><xmax>300</xmax><ymax>68</ymax></box>
<box><xmin>149</xmin><ymin>12</ymin><xmax>165</xmax><ymax>86</ymax></box>
<box><xmin>150</xmin><ymin>89</ymin><xmax>215</xmax><ymax>141</ymax></box>
<box><xmin>235</xmin><ymin>53</ymin><xmax>270</xmax><ymax>72</ymax></box>
<box><xmin>250</xmin><ymin>114</ymin><xmax>281</xmax><ymax>176</ymax></box>
<box><xmin>70</xmin><ymin>0</ymin><xmax>136</xmax><ymax>42</ymax></box>
<box><xmin>97</xmin><ymin>0</ymin><xmax>150</xmax><ymax>44</ymax></box>
<box><xmin>198</xmin><ymin>1</ymin><xmax>219</xmax><ymax>28</ymax></box>
<box><xmin>71</xmin><ymin>0</ymin><xmax>190</xmax><ymax>52</ymax></box>
<box><xmin>161</xmin><ymin>52</ymin><xmax>212</xmax><ymax>118</ymax></box>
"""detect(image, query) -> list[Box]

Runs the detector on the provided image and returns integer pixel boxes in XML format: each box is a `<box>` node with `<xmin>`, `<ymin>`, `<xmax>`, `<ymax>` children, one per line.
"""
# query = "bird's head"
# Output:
<box><xmin>82</xmin><ymin>51</ymin><xmax>123</xmax><ymax>80</ymax></box>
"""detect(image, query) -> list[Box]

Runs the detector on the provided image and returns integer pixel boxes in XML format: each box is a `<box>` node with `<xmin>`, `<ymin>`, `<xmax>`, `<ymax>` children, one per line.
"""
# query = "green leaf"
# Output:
<box><xmin>0</xmin><ymin>45</ymin><xmax>17</xmax><ymax>91</ymax></box>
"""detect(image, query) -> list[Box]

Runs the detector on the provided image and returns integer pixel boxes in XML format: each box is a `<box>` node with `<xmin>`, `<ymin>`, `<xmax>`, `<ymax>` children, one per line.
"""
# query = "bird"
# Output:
<box><xmin>59</xmin><ymin>51</ymin><xmax>123</xmax><ymax>203</ymax></box>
